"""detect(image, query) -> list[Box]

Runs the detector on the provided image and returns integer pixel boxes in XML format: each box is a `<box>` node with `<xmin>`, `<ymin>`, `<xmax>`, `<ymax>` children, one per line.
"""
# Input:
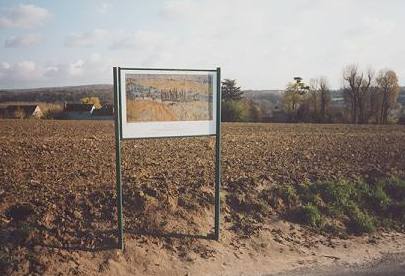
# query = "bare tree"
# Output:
<box><xmin>376</xmin><ymin>69</ymin><xmax>400</xmax><ymax>124</ymax></box>
<box><xmin>358</xmin><ymin>68</ymin><xmax>373</xmax><ymax>123</ymax></box>
<box><xmin>309</xmin><ymin>77</ymin><xmax>331</xmax><ymax>122</ymax></box>
<box><xmin>309</xmin><ymin>79</ymin><xmax>319</xmax><ymax>115</ymax></box>
<box><xmin>343</xmin><ymin>65</ymin><xmax>361</xmax><ymax>123</ymax></box>
<box><xmin>318</xmin><ymin>77</ymin><xmax>331</xmax><ymax>122</ymax></box>
<box><xmin>368</xmin><ymin>85</ymin><xmax>381</xmax><ymax>123</ymax></box>
<box><xmin>343</xmin><ymin>65</ymin><xmax>374</xmax><ymax>124</ymax></box>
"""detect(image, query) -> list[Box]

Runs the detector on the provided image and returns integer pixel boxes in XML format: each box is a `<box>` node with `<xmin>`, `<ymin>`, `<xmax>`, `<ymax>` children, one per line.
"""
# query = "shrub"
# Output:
<box><xmin>384</xmin><ymin>177</ymin><xmax>405</xmax><ymax>201</ymax></box>
<box><xmin>346</xmin><ymin>203</ymin><xmax>375</xmax><ymax>234</ymax></box>
<box><xmin>221</xmin><ymin>99</ymin><xmax>263</xmax><ymax>122</ymax></box>
<box><xmin>300</xmin><ymin>204</ymin><xmax>322</xmax><ymax>227</ymax></box>
<box><xmin>317</xmin><ymin>180</ymin><xmax>353</xmax><ymax>207</ymax></box>
<box><xmin>222</xmin><ymin>100</ymin><xmax>250</xmax><ymax>122</ymax></box>
<box><xmin>276</xmin><ymin>184</ymin><xmax>299</xmax><ymax>208</ymax></box>
<box><xmin>307</xmin><ymin>180</ymin><xmax>353</xmax><ymax>218</ymax></box>
<box><xmin>370</xmin><ymin>182</ymin><xmax>391</xmax><ymax>210</ymax></box>
<box><xmin>273</xmin><ymin>177</ymin><xmax>405</xmax><ymax>235</ymax></box>
<box><xmin>387</xmin><ymin>200</ymin><xmax>405</xmax><ymax>222</ymax></box>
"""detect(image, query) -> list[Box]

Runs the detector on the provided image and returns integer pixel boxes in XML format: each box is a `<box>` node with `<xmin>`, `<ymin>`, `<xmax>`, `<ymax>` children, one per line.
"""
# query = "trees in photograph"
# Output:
<box><xmin>14</xmin><ymin>107</ymin><xmax>26</xmax><ymax>119</ymax></box>
<box><xmin>81</xmin><ymin>97</ymin><xmax>102</xmax><ymax>109</ymax></box>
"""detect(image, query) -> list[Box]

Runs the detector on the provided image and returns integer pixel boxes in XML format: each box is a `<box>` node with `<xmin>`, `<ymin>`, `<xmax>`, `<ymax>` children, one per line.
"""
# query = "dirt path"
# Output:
<box><xmin>43</xmin><ymin>225</ymin><xmax>405</xmax><ymax>275</ymax></box>
<box><xmin>272</xmin><ymin>253</ymin><xmax>405</xmax><ymax>276</ymax></box>
<box><xmin>182</xmin><ymin>231</ymin><xmax>405</xmax><ymax>276</ymax></box>
<box><xmin>39</xmin><ymin>230</ymin><xmax>405</xmax><ymax>276</ymax></box>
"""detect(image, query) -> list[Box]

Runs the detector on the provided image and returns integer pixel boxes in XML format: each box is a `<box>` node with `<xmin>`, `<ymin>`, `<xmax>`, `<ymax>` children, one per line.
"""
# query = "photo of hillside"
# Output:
<box><xmin>125</xmin><ymin>73</ymin><xmax>214</xmax><ymax>122</ymax></box>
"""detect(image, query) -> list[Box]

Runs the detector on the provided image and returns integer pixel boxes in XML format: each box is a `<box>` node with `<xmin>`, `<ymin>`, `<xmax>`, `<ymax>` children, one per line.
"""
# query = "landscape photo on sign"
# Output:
<box><xmin>125</xmin><ymin>73</ymin><xmax>213</xmax><ymax>122</ymax></box>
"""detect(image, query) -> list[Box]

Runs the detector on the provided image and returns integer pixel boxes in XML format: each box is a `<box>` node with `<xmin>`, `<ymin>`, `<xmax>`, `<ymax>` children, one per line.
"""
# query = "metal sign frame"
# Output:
<box><xmin>113</xmin><ymin>67</ymin><xmax>222</xmax><ymax>249</ymax></box>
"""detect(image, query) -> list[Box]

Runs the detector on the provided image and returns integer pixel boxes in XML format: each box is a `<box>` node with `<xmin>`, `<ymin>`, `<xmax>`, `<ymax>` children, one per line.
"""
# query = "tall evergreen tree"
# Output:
<box><xmin>221</xmin><ymin>79</ymin><xmax>243</xmax><ymax>101</ymax></box>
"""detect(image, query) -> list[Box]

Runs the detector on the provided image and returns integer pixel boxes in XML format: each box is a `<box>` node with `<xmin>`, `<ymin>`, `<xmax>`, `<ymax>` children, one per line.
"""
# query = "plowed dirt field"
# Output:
<box><xmin>1</xmin><ymin>120</ymin><xmax>405</xmax><ymax>275</ymax></box>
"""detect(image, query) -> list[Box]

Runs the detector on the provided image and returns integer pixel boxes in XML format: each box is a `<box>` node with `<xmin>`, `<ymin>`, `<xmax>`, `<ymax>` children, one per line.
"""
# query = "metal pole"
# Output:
<box><xmin>113</xmin><ymin>67</ymin><xmax>124</xmax><ymax>249</ymax></box>
<box><xmin>214</xmin><ymin>67</ymin><xmax>221</xmax><ymax>240</ymax></box>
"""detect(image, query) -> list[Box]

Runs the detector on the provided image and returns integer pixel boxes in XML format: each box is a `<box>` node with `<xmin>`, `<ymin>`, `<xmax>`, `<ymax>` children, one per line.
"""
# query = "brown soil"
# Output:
<box><xmin>0</xmin><ymin>120</ymin><xmax>405</xmax><ymax>275</ymax></box>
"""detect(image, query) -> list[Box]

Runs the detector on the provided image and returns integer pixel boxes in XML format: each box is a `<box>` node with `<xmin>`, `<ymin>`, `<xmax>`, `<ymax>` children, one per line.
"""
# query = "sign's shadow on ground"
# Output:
<box><xmin>126</xmin><ymin>229</ymin><xmax>215</xmax><ymax>241</ymax></box>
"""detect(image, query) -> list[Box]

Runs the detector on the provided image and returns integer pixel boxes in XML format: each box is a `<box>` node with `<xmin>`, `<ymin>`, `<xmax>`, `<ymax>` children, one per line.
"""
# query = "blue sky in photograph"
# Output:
<box><xmin>0</xmin><ymin>0</ymin><xmax>404</xmax><ymax>89</ymax></box>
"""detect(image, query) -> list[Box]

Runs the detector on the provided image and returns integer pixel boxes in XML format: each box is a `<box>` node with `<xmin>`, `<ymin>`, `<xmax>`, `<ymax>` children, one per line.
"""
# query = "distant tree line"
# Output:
<box><xmin>221</xmin><ymin>79</ymin><xmax>261</xmax><ymax>122</ymax></box>
<box><xmin>222</xmin><ymin>65</ymin><xmax>404</xmax><ymax>124</ymax></box>
<box><xmin>342</xmin><ymin>65</ymin><xmax>400</xmax><ymax>124</ymax></box>
<box><xmin>0</xmin><ymin>85</ymin><xmax>113</xmax><ymax>104</ymax></box>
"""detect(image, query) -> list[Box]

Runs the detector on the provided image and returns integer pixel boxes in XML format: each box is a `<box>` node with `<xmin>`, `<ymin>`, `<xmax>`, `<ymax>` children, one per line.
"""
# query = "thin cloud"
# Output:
<box><xmin>64</xmin><ymin>29</ymin><xmax>110</xmax><ymax>48</ymax></box>
<box><xmin>4</xmin><ymin>34</ymin><xmax>42</xmax><ymax>48</ymax></box>
<box><xmin>0</xmin><ymin>54</ymin><xmax>112</xmax><ymax>88</ymax></box>
<box><xmin>0</xmin><ymin>4</ymin><xmax>50</xmax><ymax>29</ymax></box>
<box><xmin>0</xmin><ymin>60</ymin><xmax>41</xmax><ymax>82</ymax></box>
<box><xmin>98</xmin><ymin>2</ymin><xmax>112</xmax><ymax>14</ymax></box>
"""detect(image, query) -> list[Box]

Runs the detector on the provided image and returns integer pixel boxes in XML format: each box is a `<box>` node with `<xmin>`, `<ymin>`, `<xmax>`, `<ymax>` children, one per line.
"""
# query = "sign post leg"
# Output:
<box><xmin>214</xmin><ymin>67</ymin><xmax>221</xmax><ymax>241</ymax></box>
<box><xmin>113</xmin><ymin>67</ymin><xmax>124</xmax><ymax>250</ymax></box>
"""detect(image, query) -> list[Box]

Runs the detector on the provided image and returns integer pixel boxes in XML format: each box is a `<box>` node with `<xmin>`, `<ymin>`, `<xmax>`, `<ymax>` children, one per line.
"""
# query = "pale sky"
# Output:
<box><xmin>0</xmin><ymin>0</ymin><xmax>404</xmax><ymax>89</ymax></box>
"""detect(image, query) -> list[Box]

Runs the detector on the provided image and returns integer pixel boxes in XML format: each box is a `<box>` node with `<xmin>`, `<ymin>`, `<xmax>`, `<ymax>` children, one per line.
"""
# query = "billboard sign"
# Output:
<box><xmin>113</xmin><ymin>67</ymin><xmax>222</xmax><ymax>249</ymax></box>
<box><xmin>118</xmin><ymin>68</ymin><xmax>220</xmax><ymax>139</ymax></box>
